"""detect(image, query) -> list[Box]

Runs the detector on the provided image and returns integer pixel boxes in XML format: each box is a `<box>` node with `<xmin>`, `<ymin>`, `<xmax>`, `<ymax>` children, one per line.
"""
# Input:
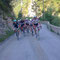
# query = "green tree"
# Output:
<box><xmin>18</xmin><ymin>12</ymin><xmax>22</xmax><ymax>19</ymax></box>
<box><xmin>44</xmin><ymin>7</ymin><xmax>54</xmax><ymax>23</ymax></box>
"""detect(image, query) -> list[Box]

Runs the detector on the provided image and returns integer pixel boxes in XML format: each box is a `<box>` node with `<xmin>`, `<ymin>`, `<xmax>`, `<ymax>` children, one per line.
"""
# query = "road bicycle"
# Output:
<box><xmin>14</xmin><ymin>28</ymin><xmax>20</xmax><ymax>40</ymax></box>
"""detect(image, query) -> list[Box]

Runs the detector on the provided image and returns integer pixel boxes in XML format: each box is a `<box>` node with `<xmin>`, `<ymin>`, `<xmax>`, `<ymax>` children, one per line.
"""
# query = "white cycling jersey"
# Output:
<box><xmin>33</xmin><ymin>19</ymin><xmax>39</xmax><ymax>24</ymax></box>
<box><xmin>25</xmin><ymin>20</ymin><xmax>29</xmax><ymax>23</ymax></box>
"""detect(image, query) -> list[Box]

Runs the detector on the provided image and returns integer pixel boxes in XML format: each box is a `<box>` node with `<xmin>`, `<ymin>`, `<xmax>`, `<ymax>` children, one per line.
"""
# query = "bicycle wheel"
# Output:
<box><xmin>35</xmin><ymin>27</ymin><xmax>39</xmax><ymax>38</ymax></box>
<box><xmin>16</xmin><ymin>30</ymin><xmax>19</xmax><ymax>40</ymax></box>
<box><xmin>31</xmin><ymin>27</ymin><xmax>34</xmax><ymax>36</ymax></box>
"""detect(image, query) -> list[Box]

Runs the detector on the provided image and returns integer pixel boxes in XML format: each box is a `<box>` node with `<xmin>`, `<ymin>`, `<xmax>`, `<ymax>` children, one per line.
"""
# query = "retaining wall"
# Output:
<box><xmin>41</xmin><ymin>21</ymin><xmax>60</xmax><ymax>35</ymax></box>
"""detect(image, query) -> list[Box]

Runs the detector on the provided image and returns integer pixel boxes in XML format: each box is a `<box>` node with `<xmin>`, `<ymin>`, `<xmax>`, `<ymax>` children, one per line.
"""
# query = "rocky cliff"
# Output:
<box><xmin>0</xmin><ymin>14</ymin><xmax>13</xmax><ymax>39</ymax></box>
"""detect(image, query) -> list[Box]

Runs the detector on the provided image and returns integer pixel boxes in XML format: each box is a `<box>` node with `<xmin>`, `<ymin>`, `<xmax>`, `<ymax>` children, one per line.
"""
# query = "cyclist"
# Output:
<box><xmin>13</xmin><ymin>19</ymin><xmax>20</xmax><ymax>40</ymax></box>
<box><xmin>29</xmin><ymin>19</ymin><xmax>34</xmax><ymax>36</ymax></box>
<box><xmin>19</xmin><ymin>19</ymin><xmax>26</xmax><ymax>36</ymax></box>
<box><xmin>33</xmin><ymin>16</ymin><xmax>40</xmax><ymax>38</ymax></box>
<box><xmin>25</xmin><ymin>18</ymin><xmax>30</xmax><ymax>33</ymax></box>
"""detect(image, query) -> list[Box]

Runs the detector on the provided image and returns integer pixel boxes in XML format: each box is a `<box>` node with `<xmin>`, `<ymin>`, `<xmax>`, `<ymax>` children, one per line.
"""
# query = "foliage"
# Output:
<box><xmin>51</xmin><ymin>16</ymin><xmax>60</xmax><ymax>27</ymax></box>
<box><xmin>11</xmin><ymin>0</ymin><xmax>31</xmax><ymax>18</ymax></box>
<box><xmin>13</xmin><ymin>4</ymin><xmax>21</xmax><ymax>18</ymax></box>
<box><xmin>40</xmin><ymin>7</ymin><xmax>60</xmax><ymax>27</ymax></box>
<box><xmin>39</xmin><ymin>16</ymin><xmax>44</xmax><ymax>21</ymax></box>
<box><xmin>34</xmin><ymin>0</ymin><xmax>60</xmax><ymax>17</ymax></box>
<box><xmin>44</xmin><ymin>7</ymin><xmax>54</xmax><ymax>23</ymax></box>
<box><xmin>0</xmin><ymin>0</ymin><xmax>31</xmax><ymax>18</ymax></box>
<box><xmin>32</xmin><ymin>1</ymin><xmax>41</xmax><ymax>16</ymax></box>
<box><xmin>0</xmin><ymin>0</ymin><xmax>9</xmax><ymax>12</ymax></box>
<box><xmin>18</xmin><ymin>12</ymin><xmax>22</xmax><ymax>19</ymax></box>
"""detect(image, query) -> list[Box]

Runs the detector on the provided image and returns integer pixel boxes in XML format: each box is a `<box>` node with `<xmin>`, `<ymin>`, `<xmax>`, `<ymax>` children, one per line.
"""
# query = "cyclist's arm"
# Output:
<box><xmin>38</xmin><ymin>22</ymin><xmax>42</xmax><ymax>28</ymax></box>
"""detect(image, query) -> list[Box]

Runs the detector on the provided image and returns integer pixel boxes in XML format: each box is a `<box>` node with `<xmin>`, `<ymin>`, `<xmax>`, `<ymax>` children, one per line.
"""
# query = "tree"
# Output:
<box><xmin>18</xmin><ymin>12</ymin><xmax>22</xmax><ymax>19</ymax></box>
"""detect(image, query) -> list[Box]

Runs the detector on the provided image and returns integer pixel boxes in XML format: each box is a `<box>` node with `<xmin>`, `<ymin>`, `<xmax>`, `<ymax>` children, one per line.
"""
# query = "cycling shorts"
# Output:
<box><xmin>34</xmin><ymin>23</ymin><xmax>38</xmax><ymax>26</ymax></box>
<box><xmin>26</xmin><ymin>23</ymin><xmax>29</xmax><ymax>25</ymax></box>
<box><xmin>30</xmin><ymin>24</ymin><xmax>33</xmax><ymax>26</ymax></box>
<box><xmin>21</xmin><ymin>24</ymin><xmax>24</xmax><ymax>27</ymax></box>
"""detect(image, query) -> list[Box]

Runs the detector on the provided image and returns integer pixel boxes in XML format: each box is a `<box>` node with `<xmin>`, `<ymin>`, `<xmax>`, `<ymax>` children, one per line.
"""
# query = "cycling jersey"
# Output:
<box><xmin>25</xmin><ymin>20</ymin><xmax>29</xmax><ymax>26</ymax></box>
<box><xmin>13</xmin><ymin>22</ymin><xmax>18</xmax><ymax>28</ymax></box>
<box><xmin>20</xmin><ymin>20</ymin><xmax>25</xmax><ymax>27</ymax></box>
<box><xmin>34</xmin><ymin>19</ymin><xmax>39</xmax><ymax>23</ymax></box>
<box><xmin>29</xmin><ymin>20</ymin><xmax>33</xmax><ymax>26</ymax></box>
<box><xmin>33</xmin><ymin>19</ymin><xmax>39</xmax><ymax>27</ymax></box>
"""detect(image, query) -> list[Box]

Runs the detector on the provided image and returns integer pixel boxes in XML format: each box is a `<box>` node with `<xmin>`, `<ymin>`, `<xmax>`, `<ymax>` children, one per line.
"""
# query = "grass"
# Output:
<box><xmin>0</xmin><ymin>30</ymin><xmax>14</xmax><ymax>42</ymax></box>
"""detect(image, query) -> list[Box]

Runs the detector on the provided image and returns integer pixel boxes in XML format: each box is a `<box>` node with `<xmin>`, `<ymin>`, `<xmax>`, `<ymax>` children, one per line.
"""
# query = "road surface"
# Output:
<box><xmin>0</xmin><ymin>24</ymin><xmax>60</xmax><ymax>60</ymax></box>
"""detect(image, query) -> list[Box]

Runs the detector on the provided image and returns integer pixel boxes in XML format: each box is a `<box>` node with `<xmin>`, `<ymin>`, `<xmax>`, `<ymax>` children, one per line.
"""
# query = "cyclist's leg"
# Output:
<box><xmin>16</xmin><ymin>29</ymin><xmax>19</xmax><ymax>40</ymax></box>
<box><xmin>36</xmin><ymin>27</ymin><xmax>38</xmax><ymax>38</ymax></box>
<box><xmin>36</xmin><ymin>26</ymin><xmax>40</xmax><ymax>38</ymax></box>
<box><xmin>37</xmin><ymin>26</ymin><xmax>39</xmax><ymax>35</ymax></box>
<box><xmin>34</xmin><ymin>26</ymin><xmax>38</xmax><ymax>38</ymax></box>
<box><xmin>33</xmin><ymin>26</ymin><xmax>36</xmax><ymax>35</ymax></box>
<box><xmin>23</xmin><ymin>27</ymin><xmax>25</xmax><ymax>36</ymax></box>
<box><xmin>37</xmin><ymin>24</ymin><xmax>41</xmax><ymax>36</ymax></box>
<box><xmin>27</xmin><ymin>26</ymin><xmax>29</xmax><ymax>33</ymax></box>
<box><xmin>31</xmin><ymin>27</ymin><xmax>34</xmax><ymax>36</ymax></box>
<box><xmin>16</xmin><ymin>31</ymin><xmax>19</xmax><ymax>40</ymax></box>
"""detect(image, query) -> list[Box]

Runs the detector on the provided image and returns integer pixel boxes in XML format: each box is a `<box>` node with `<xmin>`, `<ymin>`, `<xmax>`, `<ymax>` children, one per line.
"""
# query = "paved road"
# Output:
<box><xmin>0</xmin><ymin>24</ymin><xmax>60</xmax><ymax>60</ymax></box>
<box><xmin>39</xmin><ymin>24</ymin><xmax>60</xmax><ymax>60</ymax></box>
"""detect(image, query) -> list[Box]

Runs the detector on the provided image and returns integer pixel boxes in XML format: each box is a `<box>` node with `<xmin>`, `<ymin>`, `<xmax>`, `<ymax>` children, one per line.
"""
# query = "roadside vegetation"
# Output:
<box><xmin>32</xmin><ymin>0</ymin><xmax>60</xmax><ymax>27</ymax></box>
<box><xmin>0</xmin><ymin>30</ymin><xmax>14</xmax><ymax>42</ymax></box>
<box><xmin>0</xmin><ymin>0</ymin><xmax>31</xmax><ymax>42</ymax></box>
<box><xmin>39</xmin><ymin>7</ymin><xmax>60</xmax><ymax>27</ymax></box>
<box><xmin>0</xmin><ymin>0</ymin><xmax>60</xmax><ymax>42</ymax></box>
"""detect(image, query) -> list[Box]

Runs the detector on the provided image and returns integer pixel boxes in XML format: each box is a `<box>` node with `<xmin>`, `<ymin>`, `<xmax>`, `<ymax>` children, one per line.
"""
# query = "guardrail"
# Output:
<box><xmin>41</xmin><ymin>21</ymin><xmax>60</xmax><ymax>35</ymax></box>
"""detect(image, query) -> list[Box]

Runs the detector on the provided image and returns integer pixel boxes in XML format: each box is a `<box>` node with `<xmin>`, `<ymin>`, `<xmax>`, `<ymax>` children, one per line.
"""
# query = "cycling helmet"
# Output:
<box><xmin>13</xmin><ymin>20</ymin><xmax>16</xmax><ymax>22</ymax></box>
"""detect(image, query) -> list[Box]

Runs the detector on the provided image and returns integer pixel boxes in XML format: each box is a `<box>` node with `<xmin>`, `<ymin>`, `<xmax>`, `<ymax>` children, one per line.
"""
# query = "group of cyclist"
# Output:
<box><xmin>13</xmin><ymin>16</ymin><xmax>42</xmax><ymax>39</ymax></box>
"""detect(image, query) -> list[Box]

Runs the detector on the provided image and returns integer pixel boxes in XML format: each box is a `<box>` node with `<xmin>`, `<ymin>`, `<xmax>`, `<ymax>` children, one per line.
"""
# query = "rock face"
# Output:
<box><xmin>7</xmin><ymin>17</ymin><xmax>14</xmax><ymax>30</ymax></box>
<box><xmin>41</xmin><ymin>21</ymin><xmax>60</xmax><ymax>35</ymax></box>
<box><xmin>0</xmin><ymin>15</ymin><xmax>13</xmax><ymax>36</ymax></box>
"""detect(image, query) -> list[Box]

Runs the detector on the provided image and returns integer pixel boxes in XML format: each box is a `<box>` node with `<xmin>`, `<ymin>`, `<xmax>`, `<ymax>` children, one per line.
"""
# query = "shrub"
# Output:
<box><xmin>39</xmin><ymin>16</ymin><xmax>44</xmax><ymax>21</ymax></box>
<box><xmin>18</xmin><ymin>12</ymin><xmax>22</xmax><ymax>19</ymax></box>
<box><xmin>44</xmin><ymin>7</ymin><xmax>54</xmax><ymax>23</ymax></box>
<box><xmin>51</xmin><ymin>16</ymin><xmax>60</xmax><ymax>27</ymax></box>
<box><xmin>40</xmin><ymin>7</ymin><xmax>60</xmax><ymax>27</ymax></box>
